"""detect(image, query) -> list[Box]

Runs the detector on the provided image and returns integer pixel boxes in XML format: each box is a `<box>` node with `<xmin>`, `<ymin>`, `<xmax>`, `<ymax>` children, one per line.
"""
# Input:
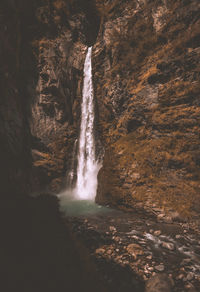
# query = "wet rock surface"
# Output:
<box><xmin>66</xmin><ymin>207</ymin><xmax>200</xmax><ymax>292</ymax></box>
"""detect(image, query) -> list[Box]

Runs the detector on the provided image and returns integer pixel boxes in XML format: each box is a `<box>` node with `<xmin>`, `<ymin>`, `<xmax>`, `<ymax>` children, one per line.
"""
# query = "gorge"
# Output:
<box><xmin>1</xmin><ymin>0</ymin><xmax>200</xmax><ymax>291</ymax></box>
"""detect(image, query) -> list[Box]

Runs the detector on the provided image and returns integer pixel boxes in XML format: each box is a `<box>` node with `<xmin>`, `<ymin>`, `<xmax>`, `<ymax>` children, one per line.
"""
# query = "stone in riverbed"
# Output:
<box><xmin>145</xmin><ymin>274</ymin><xmax>173</xmax><ymax>292</ymax></box>
<box><xmin>106</xmin><ymin>249</ymin><xmax>113</xmax><ymax>255</ymax></box>
<box><xmin>109</xmin><ymin>226</ymin><xmax>117</xmax><ymax>233</ymax></box>
<box><xmin>163</xmin><ymin>217</ymin><xmax>173</xmax><ymax>224</ymax></box>
<box><xmin>113</xmin><ymin>236</ymin><xmax>121</xmax><ymax>242</ymax></box>
<box><xmin>95</xmin><ymin>248</ymin><xmax>105</xmax><ymax>255</ymax></box>
<box><xmin>186</xmin><ymin>272</ymin><xmax>194</xmax><ymax>281</ymax></box>
<box><xmin>126</xmin><ymin>243</ymin><xmax>143</xmax><ymax>260</ymax></box>
<box><xmin>176</xmin><ymin>274</ymin><xmax>184</xmax><ymax>280</ymax></box>
<box><xmin>184</xmin><ymin>283</ymin><xmax>197</xmax><ymax>292</ymax></box>
<box><xmin>161</xmin><ymin>242</ymin><xmax>175</xmax><ymax>251</ymax></box>
<box><xmin>155</xmin><ymin>264</ymin><xmax>165</xmax><ymax>272</ymax></box>
<box><xmin>154</xmin><ymin>230</ymin><xmax>162</xmax><ymax>236</ymax></box>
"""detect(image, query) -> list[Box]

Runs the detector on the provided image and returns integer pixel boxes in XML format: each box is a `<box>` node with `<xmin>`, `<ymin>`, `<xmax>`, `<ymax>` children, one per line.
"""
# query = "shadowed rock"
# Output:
<box><xmin>145</xmin><ymin>274</ymin><xmax>173</xmax><ymax>292</ymax></box>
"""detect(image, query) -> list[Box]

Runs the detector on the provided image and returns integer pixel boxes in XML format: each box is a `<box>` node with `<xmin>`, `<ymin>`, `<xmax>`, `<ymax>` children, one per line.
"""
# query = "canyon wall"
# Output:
<box><xmin>0</xmin><ymin>0</ymin><xmax>35</xmax><ymax>196</ymax></box>
<box><xmin>30</xmin><ymin>0</ymin><xmax>100</xmax><ymax>193</ymax></box>
<box><xmin>0</xmin><ymin>0</ymin><xmax>100</xmax><ymax>195</ymax></box>
<box><xmin>94</xmin><ymin>0</ymin><xmax>200</xmax><ymax>217</ymax></box>
<box><xmin>1</xmin><ymin>0</ymin><xmax>200</xmax><ymax>219</ymax></box>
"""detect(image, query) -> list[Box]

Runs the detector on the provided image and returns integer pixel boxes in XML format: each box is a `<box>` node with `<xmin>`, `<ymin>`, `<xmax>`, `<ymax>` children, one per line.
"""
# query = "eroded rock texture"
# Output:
<box><xmin>94</xmin><ymin>0</ymin><xmax>200</xmax><ymax>217</ymax></box>
<box><xmin>1</xmin><ymin>0</ymin><xmax>200</xmax><ymax>219</ymax></box>
<box><xmin>0</xmin><ymin>0</ymin><xmax>100</xmax><ymax>195</ymax></box>
<box><xmin>30</xmin><ymin>0</ymin><xmax>100</xmax><ymax>193</ymax></box>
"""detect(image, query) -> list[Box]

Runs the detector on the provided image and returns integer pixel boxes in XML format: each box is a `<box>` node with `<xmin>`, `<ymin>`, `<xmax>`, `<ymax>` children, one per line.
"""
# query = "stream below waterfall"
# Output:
<box><xmin>59</xmin><ymin>198</ymin><xmax>200</xmax><ymax>292</ymax></box>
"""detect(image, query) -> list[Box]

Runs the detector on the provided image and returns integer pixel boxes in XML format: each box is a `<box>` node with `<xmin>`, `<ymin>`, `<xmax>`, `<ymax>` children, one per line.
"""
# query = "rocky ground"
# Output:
<box><xmin>66</xmin><ymin>205</ymin><xmax>200</xmax><ymax>292</ymax></box>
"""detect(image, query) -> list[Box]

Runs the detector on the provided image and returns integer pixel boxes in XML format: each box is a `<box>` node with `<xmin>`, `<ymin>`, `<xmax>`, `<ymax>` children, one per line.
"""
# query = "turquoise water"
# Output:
<box><xmin>58</xmin><ymin>192</ymin><xmax>112</xmax><ymax>216</ymax></box>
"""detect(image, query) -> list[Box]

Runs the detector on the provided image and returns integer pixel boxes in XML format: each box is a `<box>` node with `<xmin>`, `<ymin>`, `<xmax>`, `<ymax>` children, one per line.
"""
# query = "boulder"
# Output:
<box><xmin>145</xmin><ymin>274</ymin><xmax>173</xmax><ymax>292</ymax></box>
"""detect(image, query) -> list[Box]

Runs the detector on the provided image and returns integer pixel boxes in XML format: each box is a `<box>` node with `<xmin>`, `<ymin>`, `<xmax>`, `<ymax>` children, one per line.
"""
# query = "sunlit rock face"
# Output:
<box><xmin>94</xmin><ymin>0</ymin><xmax>200</xmax><ymax>217</ymax></box>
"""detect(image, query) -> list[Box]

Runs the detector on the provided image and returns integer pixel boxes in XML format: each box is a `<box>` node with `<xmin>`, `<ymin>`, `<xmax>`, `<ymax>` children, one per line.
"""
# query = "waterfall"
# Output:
<box><xmin>74</xmin><ymin>47</ymin><xmax>101</xmax><ymax>201</ymax></box>
<box><xmin>67</xmin><ymin>139</ymin><xmax>77</xmax><ymax>188</ymax></box>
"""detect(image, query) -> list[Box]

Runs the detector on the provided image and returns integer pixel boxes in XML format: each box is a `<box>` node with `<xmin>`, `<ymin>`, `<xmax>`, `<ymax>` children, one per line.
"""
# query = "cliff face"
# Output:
<box><xmin>94</xmin><ymin>0</ymin><xmax>200</xmax><ymax>217</ymax></box>
<box><xmin>1</xmin><ymin>0</ymin><xmax>200</xmax><ymax>218</ymax></box>
<box><xmin>0</xmin><ymin>0</ymin><xmax>100</xmax><ymax>195</ymax></box>
<box><xmin>0</xmin><ymin>0</ymin><xmax>35</xmax><ymax>196</ymax></box>
<box><xmin>30</xmin><ymin>0</ymin><xmax>100</xmax><ymax>193</ymax></box>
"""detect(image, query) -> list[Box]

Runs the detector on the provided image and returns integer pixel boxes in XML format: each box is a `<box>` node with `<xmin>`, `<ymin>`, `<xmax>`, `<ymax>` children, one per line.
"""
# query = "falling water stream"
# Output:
<box><xmin>59</xmin><ymin>47</ymin><xmax>103</xmax><ymax>215</ymax></box>
<box><xmin>74</xmin><ymin>46</ymin><xmax>101</xmax><ymax>201</ymax></box>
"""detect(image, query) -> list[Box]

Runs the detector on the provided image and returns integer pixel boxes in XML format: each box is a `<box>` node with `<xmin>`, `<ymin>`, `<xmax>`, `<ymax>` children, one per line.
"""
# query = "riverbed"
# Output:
<box><xmin>60</xmin><ymin>198</ymin><xmax>200</xmax><ymax>292</ymax></box>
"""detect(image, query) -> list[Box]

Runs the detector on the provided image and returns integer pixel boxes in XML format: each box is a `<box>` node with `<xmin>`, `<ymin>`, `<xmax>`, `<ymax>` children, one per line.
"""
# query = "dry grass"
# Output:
<box><xmin>96</xmin><ymin>0</ymin><xmax>121</xmax><ymax>18</ymax></box>
<box><xmin>109</xmin><ymin>129</ymin><xmax>200</xmax><ymax>216</ymax></box>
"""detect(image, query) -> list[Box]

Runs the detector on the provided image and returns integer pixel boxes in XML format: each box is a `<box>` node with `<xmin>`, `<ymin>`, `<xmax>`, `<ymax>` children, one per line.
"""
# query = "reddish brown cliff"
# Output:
<box><xmin>94</xmin><ymin>0</ymin><xmax>200</xmax><ymax>218</ymax></box>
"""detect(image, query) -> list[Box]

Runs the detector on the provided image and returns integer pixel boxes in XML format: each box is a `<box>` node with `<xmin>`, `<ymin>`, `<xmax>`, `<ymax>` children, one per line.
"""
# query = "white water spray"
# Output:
<box><xmin>67</xmin><ymin>139</ymin><xmax>77</xmax><ymax>188</ymax></box>
<box><xmin>74</xmin><ymin>47</ymin><xmax>101</xmax><ymax>200</ymax></box>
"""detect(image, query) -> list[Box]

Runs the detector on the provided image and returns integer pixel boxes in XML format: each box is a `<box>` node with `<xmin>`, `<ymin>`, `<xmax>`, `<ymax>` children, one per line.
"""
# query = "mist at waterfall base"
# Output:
<box><xmin>59</xmin><ymin>191</ymin><xmax>111</xmax><ymax>216</ymax></box>
<box><xmin>58</xmin><ymin>47</ymin><xmax>105</xmax><ymax>216</ymax></box>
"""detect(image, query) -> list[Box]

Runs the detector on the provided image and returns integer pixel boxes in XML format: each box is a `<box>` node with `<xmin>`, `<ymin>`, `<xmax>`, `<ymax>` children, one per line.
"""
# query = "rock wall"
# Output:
<box><xmin>0</xmin><ymin>0</ymin><xmax>100</xmax><ymax>195</ymax></box>
<box><xmin>1</xmin><ymin>0</ymin><xmax>200</xmax><ymax>218</ymax></box>
<box><xmin>30</xmin><ymin>0</ymin><xmax>100</xmax><ymax>193</ymax></box>
<box><xmin>0</xmin><ymin>0</ymin><xmax>35</xmax><ymax>196</ymax></box>
<box><xmin>94</xmin><ymin>0</ymin><xmax>200</xmax><ymax>217</ymax></box>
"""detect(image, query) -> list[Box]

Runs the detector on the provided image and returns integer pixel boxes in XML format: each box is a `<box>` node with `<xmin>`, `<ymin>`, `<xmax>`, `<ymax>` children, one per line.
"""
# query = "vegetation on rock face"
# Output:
<box><xmin>94</xmin><ymin>0</ymin><xmax>200</xmax><ymax>218</ymax></box>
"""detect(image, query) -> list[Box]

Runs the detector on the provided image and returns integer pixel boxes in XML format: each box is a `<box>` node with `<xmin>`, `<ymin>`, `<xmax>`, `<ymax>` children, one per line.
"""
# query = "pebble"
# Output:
<box><xmin>176</xmin><ymin>274</ymin><xmax>184</xmax><ymax>280</ymax></box>
<box><xmin>155</xmin><ymin>264</ymin><xmax>165</xmax><ymax>272</ymax></box>
<box><xmin>163</xmin><ymin>217</ymin><xmax>173</xmax><ymax>224</ymax></box>
<box><xmin>145</xmin><ymin>273</ymin><xmax>172</xmax><ymax>292</ymax></box>
<box><xmin>185</xmin><ymin>283</ymin><xmax>197</xmax><ymax>292</ymax></box>
<box><xmin>181</xmin><ymin>258</ymin><xmax>191</xmax><ymax>266</ymax></box>
<box><xmin>114</xmin><ymin>236</ymin><xmax>121</xmax><ymax>242</ymax></box>
<box><xmin>148</xmin><ymin>267</ymin><xmax>154</xmax><ymax>271</ymax></box>
<box><xmin>154</xmin><ymin>230</ymin><xmax>161</xmax><ymax>236</ymax></box>
<box><xmin>95</xmin><ymin>248</ymin><xmax>105</xmax><ymax>255</ymax></box>
<box><xmin>162</xmin><ymin>242</ymin><xmax>175</xmax><ymax>251</ymax></box>
<box><xmin>175</xmin><ymin>235</ymin><xmax>181</xmax><ymax>239</ymax></box>
<box><xmin>157</xmin><ymin>214</ymin><xmax>165</xmax><ymax>221</ymax></box>
<box><xmin>126</xmin><ymin>243</ymin><xmax>143</xmax><ymax>260</ymax></box>
<box><xmin>109</xmin><ymin>226</ymin><xmax>117</xmax><ymax>233</ymax></box>
<box><xmin>186</xmin><ymin>272</ymin><xmax>194</xmax><ymax>281</ymax></box>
